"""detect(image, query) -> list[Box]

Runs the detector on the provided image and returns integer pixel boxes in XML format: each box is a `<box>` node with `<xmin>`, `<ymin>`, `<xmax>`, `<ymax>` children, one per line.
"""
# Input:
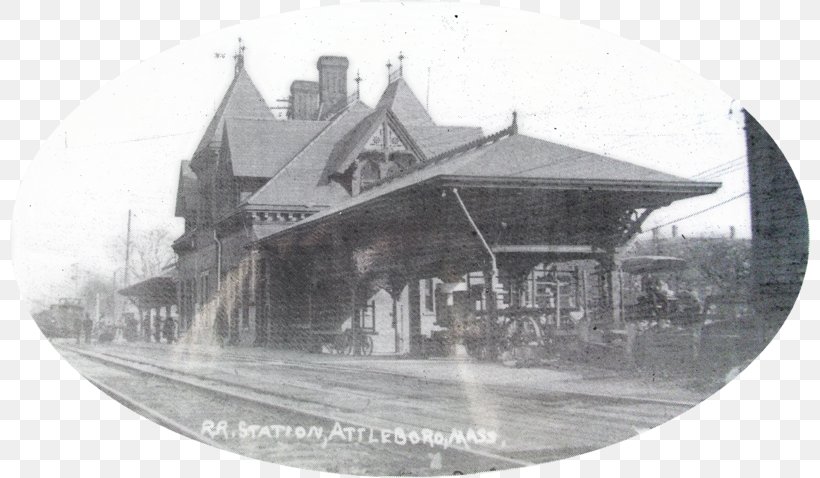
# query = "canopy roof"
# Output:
<box><xmin>118</xmin><ymin>268</ymin><xmax>178</xmax><ymax>307</ymax></box>
<box><xmin>253</xmin><ymin>130</ymin><xmax>720</xmax><ymax>246</ymax></box>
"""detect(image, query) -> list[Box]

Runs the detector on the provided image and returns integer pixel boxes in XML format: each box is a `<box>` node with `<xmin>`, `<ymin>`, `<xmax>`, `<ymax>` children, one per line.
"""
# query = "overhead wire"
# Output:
<box><xmin>639</xmin><ymin>191</ymin><xmax>750</xmax><ymax>234</ymax></box>
<box><xmin>64</xmin><ymin>129</ymin><xmax>199</xmax><ymax>150</ymax></box>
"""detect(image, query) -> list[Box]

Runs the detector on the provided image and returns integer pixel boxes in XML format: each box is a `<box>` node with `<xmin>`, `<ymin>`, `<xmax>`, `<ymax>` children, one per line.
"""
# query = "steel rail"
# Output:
<box><xmin>66</xmin><ymin>346</ymin><xmax>535</xmax><ymax>468</ymax></box>
<box><xmin>84</xmin><ymin>374</ymin><xmax>225</xmax><ymax>450</ymax></box>
<box><xmin>88</xmin><ymin>344</ymin><xmax>700</xmax><ymax>409</ymax></box>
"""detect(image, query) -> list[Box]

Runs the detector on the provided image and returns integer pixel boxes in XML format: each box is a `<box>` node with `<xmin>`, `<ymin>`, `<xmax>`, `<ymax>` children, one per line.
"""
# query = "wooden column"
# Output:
<box><xmin>387</xmin><ymin>274</ymin><xmax>407</xmax><ymax>355</ymax></box>
<box><xmin>166</xmin><ymin>305</ymin><xmax>173</xmax><ymax>342</ymax></box>
<box><xmin>350</xmin><ymin>279</ymin><xmax>359</xmax><ymax>330</ymax></box>
<box><xmin>254</xmin><ymin>254</ymin><xmax>267</xmax><ymax>346</ymax></box>
<box><xmin>408</xmin><ymin>279</ymin><xmax>422</xmax><ymax>356</ymax></box>
<box><xmin>483</xmin><ymin>269</ymin><xmax>499</xmax><ymax>360</ymax></box>
<box><xmin>601</xmin><ymin>255</ymin><xmax>622</xmax><ymax>326</ymax></box>
<box><xmin>153</xmin><ymin>307</ymin><xmax>161</xmax><ymax>342</ymax></box>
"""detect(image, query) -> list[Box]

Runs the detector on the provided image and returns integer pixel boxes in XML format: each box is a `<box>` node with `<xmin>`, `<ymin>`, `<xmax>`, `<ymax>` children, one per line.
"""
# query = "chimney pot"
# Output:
<box><xmin>290</xmin><ymin>80</ymin><xmax>320</xmax><ymax>120</ymax></box>
<box><xmin>317</xmin><ymin>56</ymin><xmax>349</xmax><ymax>118</ymax></box>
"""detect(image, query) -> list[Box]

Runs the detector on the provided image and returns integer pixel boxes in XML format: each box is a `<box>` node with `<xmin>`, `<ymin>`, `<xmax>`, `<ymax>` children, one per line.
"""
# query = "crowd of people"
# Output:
<box><xmin>74</xmin><ymin>312</ymin><xmax>178</xmax><ymax>344</ymax></box>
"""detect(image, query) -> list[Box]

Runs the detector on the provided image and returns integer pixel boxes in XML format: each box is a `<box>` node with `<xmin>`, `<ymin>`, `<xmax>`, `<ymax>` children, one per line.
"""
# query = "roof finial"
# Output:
<box><xmin>398</xmin><ymin>51</ymin><xmax>405</xmax><ymax>77</ymax></box>
<box><xmin>355</xmin><ymin>70</ymin><xmax>362</xmax><ymax>99</ymax></box>
<box><xmin>386</xmin><ymin>59</ymin><xmax>393</xmax><ymax>81</ymax></box>
<box><xmin>511</xmin><ymin>110</ymin><xmax>518</xmax><ymax>134</ymax></box>
<box><xmin>233</xmin><ymin>37</ymin><xmax>246</xmax><ymax>76</ymax></box>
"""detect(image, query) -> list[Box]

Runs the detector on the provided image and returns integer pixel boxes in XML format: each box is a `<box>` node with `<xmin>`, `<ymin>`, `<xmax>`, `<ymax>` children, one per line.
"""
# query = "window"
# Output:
<box><xmin>359</xmin><ymin>301</ymin><xmax>376</xmax><ymax>331</ymax></box>
<box><xmin>424</xmin><ymin>279</ymin><xmax>435</xmax><ymax>312</ymax></box>
<box><xmin>359</xmin><ymin>160</ymin><xmax>380</xmax><ymax>190</ymax></box>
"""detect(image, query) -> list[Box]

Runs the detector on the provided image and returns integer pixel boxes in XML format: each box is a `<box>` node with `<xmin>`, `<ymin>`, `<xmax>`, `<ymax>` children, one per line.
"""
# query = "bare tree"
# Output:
<box><xmin>110</xmin><ymin>227</ymin><xmax>176</xmax><ymax>285</ymax></box>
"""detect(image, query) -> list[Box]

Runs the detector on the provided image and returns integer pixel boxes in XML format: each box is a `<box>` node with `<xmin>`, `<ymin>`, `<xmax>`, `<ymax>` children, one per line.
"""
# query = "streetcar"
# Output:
<box><xmin>31</xmin><ymin>298</ymin><xmax>85</xmax><ymax>339</ymax></box>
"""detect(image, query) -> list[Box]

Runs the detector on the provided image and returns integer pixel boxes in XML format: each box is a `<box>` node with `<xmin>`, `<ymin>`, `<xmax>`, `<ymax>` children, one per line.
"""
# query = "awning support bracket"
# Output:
<box><xmin>452</xmin><ymin>188</ymin><xmax>498</xmax><ymax>279</ymax></box>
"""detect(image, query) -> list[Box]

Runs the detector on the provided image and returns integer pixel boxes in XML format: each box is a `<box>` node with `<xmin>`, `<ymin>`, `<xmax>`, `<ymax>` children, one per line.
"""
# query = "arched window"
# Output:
<box><xmin>359</xmin><ymin>160</ymin><xmax>380</xmax><ymax>190</ymax></box>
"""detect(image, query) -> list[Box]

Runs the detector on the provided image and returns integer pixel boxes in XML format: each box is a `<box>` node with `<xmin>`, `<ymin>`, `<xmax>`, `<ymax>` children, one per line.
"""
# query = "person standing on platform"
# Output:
<box><xmin>82</xmin><ymin>313</ymin><xmax>93</xmax><ymax>343</ymax></box>
<box><xmin>153</xmin><ymin>312</ymin><xmax>162</xmax><ymax>343</ymax></box>
<box><xmin>163</xmin><ymin>315</ymin><xmax>176</xmax><ymax>344</ymax></box>
<box><xmin>74</xmin><ymin>313</ymin><xmax>82</xmax><ymax>344</ymax></box>
<box><xmin>141</xmin><ymin>313</ymin><xmax>151</xmax><ymax>342</ymax></box>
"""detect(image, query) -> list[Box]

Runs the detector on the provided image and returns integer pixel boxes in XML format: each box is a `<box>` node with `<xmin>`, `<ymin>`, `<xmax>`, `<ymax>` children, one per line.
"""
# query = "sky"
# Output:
<box><xmin>12</xmin><ymin>3</ymin><xmax>751</xmax><ymax>308</ymax></box>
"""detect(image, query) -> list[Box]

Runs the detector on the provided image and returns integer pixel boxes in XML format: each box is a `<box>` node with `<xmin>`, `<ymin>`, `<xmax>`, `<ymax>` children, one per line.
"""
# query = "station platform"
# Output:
<box><xmin>63</xmin><ymin>340</ymin><xmax>710</xmax><ymax>405</ymax></box>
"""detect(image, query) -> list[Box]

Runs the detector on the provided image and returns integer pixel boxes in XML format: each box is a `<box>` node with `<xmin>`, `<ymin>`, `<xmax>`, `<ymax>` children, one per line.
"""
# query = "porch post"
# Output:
<box><xmin>253</xmin><ymin>252</ymin><xmax>267</xmax><ymax>346</ymax></box>
<box><xmin>601</xmin><ymin>254</ymin><xmax>622</xmax><ymax>325</ymax></box>
<box><xmin>483</xmin><ymin>269</ymin><xmax>499</xmax><ymax>360</ymax></box>
<box><xmin>166</xmin><ymin>304</ymin><xmax>173</xmax><ymax>342</ymax></box>
<box><xmin>408</xmin><ymin>279</ymin><xmax>422</xmax><ymax>356</ymax></box>
<box><xmin>387</xmin><ymin>274</ymin><xmax>407</xmax><ymax>355</ymax></box>
<box><xmin>350</xmin><ymin>278</ymin><xmax>359</xmax><ymax>331</ymax></box>
<box><xmin>153</xmin><ymin>307</ymin><xmax>161</xmax><ymax>342</ymax></box>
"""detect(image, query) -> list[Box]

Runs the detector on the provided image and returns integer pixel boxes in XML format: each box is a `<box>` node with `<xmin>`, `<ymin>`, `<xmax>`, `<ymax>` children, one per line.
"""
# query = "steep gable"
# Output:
<box><xmin>375</xmin><ymin>78</ymin><xmax>436</xmax><ymax>128</ymax></box>
<box><xmin>322</xmin><ymin>78</ymin><xmax>490</xmax><ymax>185</ymax></box>
<box><xmin>191</xmin><ymin>68</ymin><xmax>274</xmax><ymax>169</ymax></box>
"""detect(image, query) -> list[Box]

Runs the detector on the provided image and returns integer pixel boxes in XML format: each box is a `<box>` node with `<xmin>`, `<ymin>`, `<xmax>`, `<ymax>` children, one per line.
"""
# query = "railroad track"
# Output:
<box><xmin>60</xmin><ymin>343</ymin><xmax>697</xmax><ymax>472</ymax></box>
<box><xmin>62</xmin><ymin>345</ymin><xmax>536</xmax><ymax>475</ymax></box>
<box><xmin>81</xmin><ymin>343</ymin><xmax>701</xmax><ymax>408</ymax></box>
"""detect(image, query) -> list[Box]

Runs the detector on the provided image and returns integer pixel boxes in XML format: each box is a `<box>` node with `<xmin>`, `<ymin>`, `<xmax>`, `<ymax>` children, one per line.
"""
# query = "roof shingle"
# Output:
<box><xmin>245</xmin><ymin>101</ymin><xmax>375</xmax><ymax>208</ymax></box>
<box><xmin>191</xmin><ymin>68</ymin><xmax>274</xmax><ymax>166</ymax></box>
<box><xmin>224</xmin><ymin>118</ymin><xmax>328</xmax><ymax>178</ymax></box>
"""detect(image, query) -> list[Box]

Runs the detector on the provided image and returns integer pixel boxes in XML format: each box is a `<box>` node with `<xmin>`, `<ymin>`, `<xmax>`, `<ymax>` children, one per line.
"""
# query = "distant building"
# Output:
<box><xmin>171</xmin><ymin>49</ymin><xmax>719</xmax><ymax>355</ymax></box>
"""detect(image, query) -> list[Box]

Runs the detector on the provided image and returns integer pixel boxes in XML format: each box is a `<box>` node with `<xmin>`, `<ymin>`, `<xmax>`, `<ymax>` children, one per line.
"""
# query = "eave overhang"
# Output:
<box><xmin>250</xmin><ymin>175</ymin><xmax>721</xmax><ymax>250</ymax></box>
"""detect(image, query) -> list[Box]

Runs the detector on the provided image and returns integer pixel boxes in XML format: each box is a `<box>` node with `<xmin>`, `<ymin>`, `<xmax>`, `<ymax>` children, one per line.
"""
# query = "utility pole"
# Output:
<box><xmin>124</xmin><ymin>210</ymin><xmax>132</xmax><ymax>289</ymax></box>
<box><xmin>426</xmin><ymin>66</ymin><xmax>431</xmax><ymax>112</ymax></box>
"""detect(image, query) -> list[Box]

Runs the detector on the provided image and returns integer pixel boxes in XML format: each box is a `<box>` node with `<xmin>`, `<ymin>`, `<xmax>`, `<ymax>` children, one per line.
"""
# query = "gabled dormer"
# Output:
<box><xmin>324</xmin><ymin>78</ymin><xmax>434</xmax><ymax>195</ymax></box>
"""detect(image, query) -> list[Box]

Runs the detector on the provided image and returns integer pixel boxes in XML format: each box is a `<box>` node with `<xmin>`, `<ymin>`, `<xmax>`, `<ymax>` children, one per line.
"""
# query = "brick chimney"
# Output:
<box><xmin>289</xmin><ymin>80</ymin><xmax>320</xmax><ymax>120</ymax></box>
<box><xmin>317</xmin><ymin>56</ymin><xmax>349</xmax><ymax>118</ymax></box>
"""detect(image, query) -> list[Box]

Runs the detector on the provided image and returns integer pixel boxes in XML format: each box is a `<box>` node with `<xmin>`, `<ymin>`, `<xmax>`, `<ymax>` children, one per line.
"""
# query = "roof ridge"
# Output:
<box><xmin>242</xmin><ymin>103</ymin><xmax>359</xmax><ymax>207</ymax></box>
<box><xmin>428</xmin><ymin>120</ymin><xmax>517</xmax><ymax>163</ymax></box>
<box><xmin>229</xmin><ymin>116</ymin><xmax>280</xmax><ymax>122</ymax></box>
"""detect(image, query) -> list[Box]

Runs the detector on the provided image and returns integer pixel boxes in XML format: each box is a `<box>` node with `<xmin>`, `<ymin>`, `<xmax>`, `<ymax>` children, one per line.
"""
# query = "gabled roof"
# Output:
<box><xmin>174</xmin><ymin>160</ymin><xmax>198</xmax><ymax>217</ymax></box>
<box><xmin>320</xmin><ymin>79</ymin><xmax>439</xmax><ymax>181</ymax></box>
<box><xmin>375</xmin><ymin>78</ymin><xmax>437</xmax><ymax>128</ymax></box>
<box><xmin>436</xmin><ymin>134</ymin><xmax>693</xmax><ymax>183</ymax></box>
<box><xmin>320</xmin><ymin>78</ymin><xmax>490</xmax><ymax>182</ymax></box>
<box><xmin>252</xmin><ymin>131</ymin><xmax>721</xmax><ymax>244</ymax></box>
<box><xmin>224</xmin><ymin>118</ymin><xmax>328</xmax><ymax>178</ymax></box>
<box><xmin>191</xmin><ymin>68</ymin><xmax>274</xmax><ymax>167</ymax></box>
<box><xmin>244</xmin><ymin>101</ymin><xmax>375</xmax><ymax>208</ymax></box>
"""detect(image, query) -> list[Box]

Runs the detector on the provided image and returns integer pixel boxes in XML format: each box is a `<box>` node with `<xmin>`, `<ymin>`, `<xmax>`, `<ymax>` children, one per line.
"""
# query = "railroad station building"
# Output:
<box><xmin>169</xmin><ymin>50</ymin><xmax>720</xmax><ymax>356</ymax></box>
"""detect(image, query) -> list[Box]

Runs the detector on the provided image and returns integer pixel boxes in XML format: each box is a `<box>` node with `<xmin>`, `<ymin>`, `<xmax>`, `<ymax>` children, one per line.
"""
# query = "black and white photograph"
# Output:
<box><xmin>10</xmin><ymin>3</ymin><xmax>809</xmax><ymax>476</ymax></box>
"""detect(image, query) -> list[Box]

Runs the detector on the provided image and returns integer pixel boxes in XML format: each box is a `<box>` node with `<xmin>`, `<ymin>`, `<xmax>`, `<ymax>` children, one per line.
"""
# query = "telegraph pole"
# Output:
<box><xmin>124</xmin><ymin>210</ymin><xmax>132</xmax><ymax>289</ymax></box>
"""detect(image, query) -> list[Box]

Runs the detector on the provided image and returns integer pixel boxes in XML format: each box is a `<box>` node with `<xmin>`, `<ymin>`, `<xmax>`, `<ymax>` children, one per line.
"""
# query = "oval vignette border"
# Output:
<box><xmin>2</xmin><ymin>2</ymin><xmax>818</xmax><ymax>478</ymax></box>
